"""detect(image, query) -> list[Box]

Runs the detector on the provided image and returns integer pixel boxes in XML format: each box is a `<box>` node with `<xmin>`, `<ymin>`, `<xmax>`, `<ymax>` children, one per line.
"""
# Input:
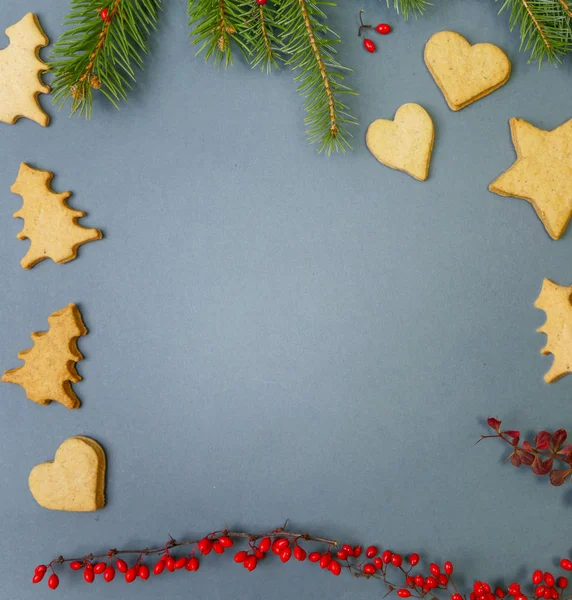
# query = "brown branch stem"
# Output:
<box><xmin>78</xmin><ymin>0</ymin><xmax>122</xmax><ymax>83</ymax></box>
<box><xmin>258</xmin><ymin>5</ymin><xmax>273</xmax><ymax>61</ymax></box>
<box><xmin>297</xmin><ymin>0</ymin><xmax>338</xmax><ymax>138</ymax></box>
<box><xmin>558</xmin><ymin>0</ymin><xmax>572</xmax><ymax>18</ymax></box>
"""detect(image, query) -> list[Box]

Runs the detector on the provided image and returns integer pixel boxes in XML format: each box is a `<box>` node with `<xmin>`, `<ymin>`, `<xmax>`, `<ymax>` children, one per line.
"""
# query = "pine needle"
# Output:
<box><xmin>386</xmin><ymin>0</ymin><xmax>431</xmax><ymax>19</ymax></box>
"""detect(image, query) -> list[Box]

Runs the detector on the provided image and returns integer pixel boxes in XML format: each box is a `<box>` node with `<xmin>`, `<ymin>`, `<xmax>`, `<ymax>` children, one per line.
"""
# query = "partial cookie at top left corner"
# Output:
<box><xmin>0</xmin><ymin>13</ymin><xmax>50</xmax><ymax>126</ymax></box>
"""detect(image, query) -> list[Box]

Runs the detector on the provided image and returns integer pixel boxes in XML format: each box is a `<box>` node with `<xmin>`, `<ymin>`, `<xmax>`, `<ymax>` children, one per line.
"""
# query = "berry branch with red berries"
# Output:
<box><xmin>480</xmin><ymin>418</ymin><xmax>572</xmax><ymax>486</ymax></box>
<box><xmin>31</xmin><ymin>524</ymin><xmax>572</xmax><ymax>598</ymax></box>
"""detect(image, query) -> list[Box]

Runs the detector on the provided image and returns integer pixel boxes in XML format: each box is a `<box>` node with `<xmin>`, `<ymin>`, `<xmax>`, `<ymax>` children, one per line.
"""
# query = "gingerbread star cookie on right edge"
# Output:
<box><xmin>424</xmin><ymin>31</ymin><xmax>511</xmax><ymax>111</ymax></box>
<box><xmin>489</xmin><ymin>117</ymin><xmax>572</xmax><ymax>240</ymax></box>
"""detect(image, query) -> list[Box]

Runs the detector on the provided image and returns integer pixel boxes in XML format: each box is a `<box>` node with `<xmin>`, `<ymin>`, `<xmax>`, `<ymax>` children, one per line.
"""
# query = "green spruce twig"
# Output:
<box><xmin>238</xmin><ymin>0</ymin><xmax>280</xmax><ymax>72</ymax></box>
<box><xmin>277</xmin><ymin>0</ymin><xmax>356</xmax><ymax>155</ymax></box>
<box><xmin>496</xmin><ymin>0</ymin><xmax>572</xmax><ymax>64</ymax></box>
<box><xmin>50</xmin><ymin>0</ymin><xmax>161</xmax><ymax>118</ymax></box>
<box><xmin>386</xmin><ymin>0</ymin><xmax>431</xmax><ymax>19</ymax></box>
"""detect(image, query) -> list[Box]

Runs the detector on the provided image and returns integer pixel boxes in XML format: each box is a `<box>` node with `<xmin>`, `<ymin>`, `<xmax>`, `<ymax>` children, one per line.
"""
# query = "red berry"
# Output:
<box><xmin>48</xmin><ymin>573</ymin><xmax>59</xmax><ymax>590</ymax></box>
<box><xmin>84</xmin><ymin>567</ymin><xmax>95</xmax><ymax>583</ymax></box>
<box><xmin>244</xmin><ymin>556</ymin><xmax>258</xmax><ymax>571</ymax></box>
<box><xmin>319</xmin><ymin>553</ymin><xmax>332</xmax><ymax>569</ymax></box>
<box><xmin>309</xmin><ymin>552</ymin><xmax>321</xmax><ymax>563</ymax></box>
<box><xmin>426</xmin><ymin>576</ymin><xmax>438</xmax><ymax>589</ymax></box>
<box><xmin>353</xmin><ymin>546</ymin><xmax>362</xmax><ymax>558</ymax></box>
<box><xmin>430</xmin><ymin>564</ymin><xmax>441</xmax><ymax>576</ymax></box>
<box><xmin>376</xmin><ymin>23</ymin><xmax>391</xmax><ymax>34</ymax></box>
<box><xmin>439</xmin><ymin>574</ymin><xmax>449</xmax><ymax>586</ymax></box>
<box><xmin>280</xmin><ymin>547</ymin><xmax>292</xmax><ymax>563</ymax></box>
<box><xmin>100</xmin><ymin>7</ymin><xmax>111</xmax><ymax>22</ymax></box>
<box><xmin>219</xmin><ymin>536</ymin><xmax>233</xmax><ymax>548</ymax></box>
<box><xmin>341</xmin><ymin>544</ymin><xmax>354</xmax><ymax>556</ymax></box>
<box><xmin>198</xmin><ymin>538</ymin><xmax>213</xmax><ymax>555</ymax></box>
<box><xmin>35</xmin><ymin>565</ymin><xmax>48</xmax><ymax>575</ymax></box>
<box><xmin>259</xmin><ymin>538</ymin><xmax>271</xmax><ymax>553</ymax></box>
<box><xmin>165</xmin><ymin>557</ymin><xmax>176</xmax><ymax>572</ymax></box>
<box><xmin>398</xmin><ymin>590</ymin><xmax>412</xmax><ymax>598</ymax></box>
<box><xmin>533</xmin><ymin>572</ymin><xmax>544</xmax><ymax>585</ymax></box>
<box><xmin>561</xmin><ymin>560</ymin><xmax>572</xmax><ymax>572</ymax></box>
<box><xmin>255</xmin><ymin>548</ymin><xmax>265</xmax><ymax>560</ymax></box>
<box><xmin>139</xmin><ymin>564</ymin><xmax>150</xmax><ymax>580</ymax></box>
<box><xmin>374</xmin><ymin>557</ymin><xmax>384</xmax><ymax>570</ymax></box>
<box><xmin>32</xmin><ymin>573</ymin><xmax>44</xmax><ymax>584</ymax></box>
<box><xmin>445</xmin><ymin>561</ymin><xmax>454</xmax><ymax>575</ymax></box>
<box><xmin>545</xmin><ymin>574</ymin><xmax>556</xmax><ymax>587</ymax></box>
<box><xmin>453</xmin><ymin>595</ymin><xmax>464</xmax><ymax>600</ymax></box>
<box><xmin>509</xmin><ymin>584</ymin><xmax>522</xmax><ymax>596</ymax></box>
<box><xmin>336</xmin><ymin>549</ymin><xmax>348</xmax><ymax>560</ymax></box>
<box><xmin>415</xmin><ymin>575</ymin><xmax>425</xmax><ymax>586</ymax></box>
<box><xmin>153</xmin><ymin>560</ymin><xmax>165</xmax><ymax>575</ymax></box>
<box><xmin>103</xmin><ymin>565</ymin><xmax>115</xmax><ymax>582</ymax></box>
<box><xmin>363</xmin><ymin>38</ymin><xmax>376</xmax><ymax>52</ymax></box>
<box><xmin>392</xmin><ymin>554</ymin><xmax>403</xmax><ymax>568</ymax></box>
<box><xmin>272</xmin><ymin>538</ymin><xmax>289</xmax><ymax>554</ymax></box>
<box><xmin>515</xmin><ymin>595</ymin><xmax>528</xmax><ymax>600</ymax></box>
<box><xmin>234</xmin><ymin>551</ymin><xmax>248</xmax><ymax>563</ymax></box>
<box><xmin>543</xmin><ymin>590</ymin><xmax>552</xmax><ymax>600</ymax></box>
<box><xmin>125</xmin><ymin>567</ymin><xmax>137</xmax><ymax>583</ymax></box>
<box><xmin>328</xmin><ymin>560</ymin><xmax>342</xmax><ymax>576</ymax></box>
<box><xmin>212</xmin><ymin>541</ymin><xmax>225</xmax><ymax>555</ymax></box>
<box><xmin>366</xmin><ymin>546</ymin><xmax>378</xmax><ymax>558</ymax></box>
<box><xmin>363</xmin><ymin>564</ymin><xmax>376</xmax><ymax>575</ymax></box>
<box><xmin>382</xmin><ymin>550</ymin><xmax>393</xmax><ymax>564</ymax></box>
<box><xmin>551</xmin><ymin>590</ymin><xmax>559</xmax><ymax>600</ymax></box>
<box><xmin>116</xmin><ymin>559</ymin><xmax>128</xmax><ymax>573</ymax></box>
<box><xmin>294</xmin><ymin>546</ymin><xmax>307</xmax><ymax>561</ymax></box>
<box><xmin>174</xmin><ymin>557</ymin><xmax>187</xmax><ymax>569</ymax></box>
<box><xmin>187</xmin><ymin>557</ymin><xmax>200</xmax><ymax>572</ymax></box>
<box><xmin>558</xmin><ymin>578</ymin><xmax>568</xmax><ymax>589</ymax></box>
<box><xmin>70</xmin><ymin>561</ymin><xmax>83</xmax><ymax>570</ymax></box>
<box><xmin>409</xmin><ymin>553</ymin><xmax>420</xmax><ymax>566</ymax></box>
<box><xmin>406</xmin><ymin>576</ymin><xmax>415</xmax><ymax>587</ymax></box>
<box><xmin>496</xmin><ymin>590</ymin><xmax>506</xmax><ymax>599</ymax></box>
<box><xmin>92</xmin><ymin>562</ymin><xmax>105</xmax><ymax>574</ymax></box>
<box><xmin>256</xmin><ymin>0</ymin><xmax>267</xmax><ymax>4</ymax></box>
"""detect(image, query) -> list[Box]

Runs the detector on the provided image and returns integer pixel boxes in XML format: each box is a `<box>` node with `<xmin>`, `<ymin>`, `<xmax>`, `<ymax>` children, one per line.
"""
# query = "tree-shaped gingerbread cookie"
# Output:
<box><xmin>2</xmin><ymin>304</ymin><xmax>87</xmax><ymax>409</ymax></box>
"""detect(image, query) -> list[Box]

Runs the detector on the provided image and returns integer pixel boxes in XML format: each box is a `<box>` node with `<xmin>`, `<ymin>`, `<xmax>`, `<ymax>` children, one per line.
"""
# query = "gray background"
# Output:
<box><xmin>1</xmin><ymin>0</ymin><xmax>571</xmax><ymax>597</ymax></box>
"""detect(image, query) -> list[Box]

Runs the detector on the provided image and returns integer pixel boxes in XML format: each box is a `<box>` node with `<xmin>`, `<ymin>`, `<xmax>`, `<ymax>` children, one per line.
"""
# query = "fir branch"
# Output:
<box><xmin>238</xmin><ymin>0</ymin><xmax>280</xmax><ymax>72</ymax></box>
<box><xmin>188</xmin><ymin>0</ymin><xmax>250</xmax><ymax>68</ymax></box>
<box><xmin>50</xmin><ymin>0</ymin><xmax>161</xmax><ymax>118</ymax></box>
<box><xmin>278</xmin><ymin>0</ymin><xmax>356</xmax><ymax>154</ymax></box>
<box><xmin>386</xmin><ymin>0</ymin><xmax>431</xmax><ymax>19</ymax></box>
<box><xmin>496</xmin><ymin>0</ymin><xmax>572</xmax><ymax>64</ymax></box>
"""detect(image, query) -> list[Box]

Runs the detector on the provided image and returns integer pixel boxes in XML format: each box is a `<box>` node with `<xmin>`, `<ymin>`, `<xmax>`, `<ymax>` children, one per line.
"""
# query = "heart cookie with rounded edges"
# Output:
<box><xmin>424</xmin><ymin>31</ymin><xmax>511</xmax><ymax>111</ymax></box>
<box><xmin>29</xmin><ymin>436</ymin><xmax>106</xmax><ymax>511</ymax></box>
<box><xmin>366</xmin><ymin>103</ymin><xmax>434</xmax><ymax>181</ymax></box>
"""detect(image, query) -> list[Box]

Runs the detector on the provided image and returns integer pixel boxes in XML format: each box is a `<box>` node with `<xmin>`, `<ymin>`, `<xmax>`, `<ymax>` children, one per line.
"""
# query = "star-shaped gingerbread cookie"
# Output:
<box><xmin>489</xmin><ymin>117</ymin><xmax>572</xmax><ymax>240</ymax></box>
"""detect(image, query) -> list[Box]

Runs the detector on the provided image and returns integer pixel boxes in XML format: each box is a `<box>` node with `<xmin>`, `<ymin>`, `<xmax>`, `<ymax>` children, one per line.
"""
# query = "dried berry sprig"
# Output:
<box><xmin>32</xmin><ymin>524</ymin><xmax>572</xmax><ymax>598</ymax></box>
<box><xmin>480</xmin><ymin>418</ymin><xmax>572</xmax><ymax>486</ymax></box>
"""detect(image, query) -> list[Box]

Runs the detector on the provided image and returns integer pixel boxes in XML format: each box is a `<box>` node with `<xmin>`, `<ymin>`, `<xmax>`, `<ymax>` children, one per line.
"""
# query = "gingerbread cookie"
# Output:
<box><xmin>424</xmin><ymin>31</ymin><xmax>510</xmax><ymax>111</ymax></box>
<box><xmin>0</xmin><ymin>13</ymin><xmax>50</xmax><ymax>126</ymax></box>
<box><xmin>10</xmin><ymin>163</ymin><xmax>102</xmax><ymax>269</ymax></box>
<box><xmin>489</xmin><ymin>117</ymin><xmax>572</xmax><ymax>240</ymax></box>
<box><xmin>534</xmin><ymin>278</ymin><xmax>572</xmax><ymax>383</ymax></box>
<box><xmin>366</xmin><ymin>103</ymin><xmax>434</xmax><ymax>181</ymax></box>
<box><xmin>29</xmin><ymin>436</ymin><xmax>106</xmax><ymax>511</ymax></box>
<box><xmin>2</xmin><ymin>304</ymin><xmax>87</xmax><ymax>409</ymax></box>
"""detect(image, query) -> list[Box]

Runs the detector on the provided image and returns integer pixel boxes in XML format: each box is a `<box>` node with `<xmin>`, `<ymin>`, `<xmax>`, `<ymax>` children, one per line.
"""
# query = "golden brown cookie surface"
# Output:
<box><xmin>0</xmin><ymin>13</ymin><xmax>50</xmax><ymax>126</ymax></box>
<box><xmin>489</xmin><ymin>118</ymin><xmax>572</xmax><ymax>240</ymax></box>
<box><xmin>10</xmin><ymin>163</ymin><xmax>102</xmax><ymax>269</ymax></box>
<box><xmin>366</xmin><ymin>103</ymin><xmax>434</xmax><ymax>181</ymax></box>
<box><xmin>424</xmin><ymin>31</ymin><xmax>510</xmax><ymax>111</ymax></box>
<box><xmin>29</xmin><ymin>436</ymin><xmax>106</xmax><ymax>511</ymax></box>
<box><xmin>2</xmin><ymin>304</ymin><xmax>87</xmax><ymax>409</ymax></box>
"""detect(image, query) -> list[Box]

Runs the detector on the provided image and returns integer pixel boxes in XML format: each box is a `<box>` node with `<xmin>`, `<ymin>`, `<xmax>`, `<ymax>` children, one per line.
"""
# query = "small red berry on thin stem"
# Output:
<box><xmin>256</xmin><ymin>0</ymin><xmax>267</xmax><ymax>4</ymax></box>
<box><xmin>376</xmin><ymin>23</ymin><xmax>391</xmax><ymax>34</ymax></box>
<box><xmin>103</xmin><ymin>565</ymin><xmax>115</xmax><ymax>582</ymax></box>
<box><xmin>187</xmin><ymin>556</ymin><xmax>200</xmax><ymax>571</ymax></box>
<box><xmin>47</xmin><ymin>573</ymin><xmax>59</xmax><ymax>590</ymax></box>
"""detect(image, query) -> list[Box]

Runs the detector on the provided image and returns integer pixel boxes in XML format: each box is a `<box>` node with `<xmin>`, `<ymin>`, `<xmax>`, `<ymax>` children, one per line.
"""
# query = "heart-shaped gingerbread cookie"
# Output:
<box><xmin>29</xmin><ymin>436</ymin><xmax>106</xmax><ymax>511</ymax></box>
<box><xmin>366</xmin><ymin>103</ymin><xmax>434</xmax><ymax>181</ymax></box>
<box><xmin>424</xmin><ymin>31</ymin><xmax>511</xmax><ymax>111</ymax></box>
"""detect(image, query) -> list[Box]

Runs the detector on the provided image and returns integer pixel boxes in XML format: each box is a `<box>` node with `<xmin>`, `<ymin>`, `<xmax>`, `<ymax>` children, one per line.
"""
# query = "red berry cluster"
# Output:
<box><xmin>31</xmin><ymin>526</ymin><xmax>572</xmax><ymax>598</ymax></box>
<box><xmin>358</xmin><ymin>10</ymin><xmax>392</xmax><ymax>53</ymax></box>
<box><xmin>481</xmin><ymin>418</ymin><xmax>572</xmax><ymax>486</ymax></box>
<box><xmin>99</xmin><ymin>7</ymin><xmax>112</xmax><ymax>22</ymax></box>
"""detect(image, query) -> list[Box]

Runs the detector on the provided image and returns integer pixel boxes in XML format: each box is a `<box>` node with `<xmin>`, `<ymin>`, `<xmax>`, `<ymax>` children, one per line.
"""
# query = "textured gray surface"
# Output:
<box><xmin>1</xmin><ymin>0</ymin><xmax>572</xmax><ymax>598</ymax></box>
